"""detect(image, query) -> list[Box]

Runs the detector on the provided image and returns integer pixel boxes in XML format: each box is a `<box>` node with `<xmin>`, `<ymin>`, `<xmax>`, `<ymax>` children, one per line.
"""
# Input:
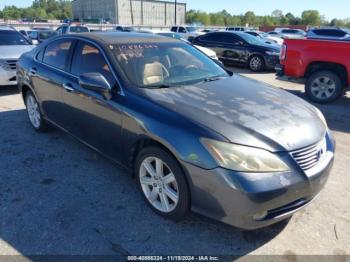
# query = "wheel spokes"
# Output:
<box><xmin>159</xmin><ymin>192</ymin><xmax>170</xmax><ymax>211</ymax></box>
<box><xmin>142</xmin><ymin>160</ymin><xmax>156</xmax><ymax>177</ymax></box>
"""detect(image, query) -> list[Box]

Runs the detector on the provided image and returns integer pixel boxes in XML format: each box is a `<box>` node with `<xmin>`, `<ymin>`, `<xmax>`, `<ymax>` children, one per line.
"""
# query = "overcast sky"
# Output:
<box><xmin>1</xmin><ymin>0</ymin><xmax>349</xmax><ymax>20</ymax></box>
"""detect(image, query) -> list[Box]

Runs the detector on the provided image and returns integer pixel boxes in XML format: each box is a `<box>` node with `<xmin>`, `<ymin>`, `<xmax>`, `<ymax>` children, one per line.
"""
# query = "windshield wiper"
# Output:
<box><xmin>142</xmin><ymin>84</ymin><xmax>172</xmax><ymax>89</ymax></box>
<box><xmin>202</xmin><ymin>76</ymin><xmax>227</xmax><ymax>83</ymax></box>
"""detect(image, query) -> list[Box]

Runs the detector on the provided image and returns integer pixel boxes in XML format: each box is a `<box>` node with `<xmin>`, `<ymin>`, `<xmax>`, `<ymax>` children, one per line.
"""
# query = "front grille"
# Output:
<box><xmin>291</xmin><ymin>137</ymin><xmax>327</xmax><ymax>171</ymax></box>
<box><xmin>5</xmin><ymin>60</ymin><xmax>17</xmax><ymax>71</ymax></box>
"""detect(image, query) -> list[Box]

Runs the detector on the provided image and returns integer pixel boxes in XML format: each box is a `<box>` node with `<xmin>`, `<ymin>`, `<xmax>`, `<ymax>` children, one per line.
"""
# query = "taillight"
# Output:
<box><xmin>280</xmin><ymin>44</ymin><xmax>287</xmax><ymax>61</ymax></box>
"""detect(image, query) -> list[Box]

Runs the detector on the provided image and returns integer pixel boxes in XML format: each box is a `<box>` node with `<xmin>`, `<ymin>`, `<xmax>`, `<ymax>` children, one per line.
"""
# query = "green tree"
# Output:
<box><xmin>301</xmin><ymin>10</ymin><xmax>321</xmax><ymax>26</ymax></box>
<box><xmin>243</xmin><ymin>11</ymin><xmax>256</xmax><ymax>26</ymax></box>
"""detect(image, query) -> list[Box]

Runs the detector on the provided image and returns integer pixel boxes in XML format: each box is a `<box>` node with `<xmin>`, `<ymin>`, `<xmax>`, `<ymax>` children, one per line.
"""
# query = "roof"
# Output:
<box><xmin>68</xmin><ymin>32</ymin><xmax>180</xmax><ymax>45</ymax></box>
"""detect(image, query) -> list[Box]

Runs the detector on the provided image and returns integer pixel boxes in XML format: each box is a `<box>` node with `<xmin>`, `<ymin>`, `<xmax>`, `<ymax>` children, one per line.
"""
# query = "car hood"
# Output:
<box><xmin>0</xmin><ymin>45</ymin><xmax>34</xmax><ymax>59</ymax></box>
<box><xmin>142</xmin><ymin>75</ymin><xmax>326</xmax><ymax>152</ymax></box>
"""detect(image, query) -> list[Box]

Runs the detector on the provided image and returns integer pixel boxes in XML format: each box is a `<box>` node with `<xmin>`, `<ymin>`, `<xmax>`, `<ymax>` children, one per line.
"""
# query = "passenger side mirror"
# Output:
<box><xmin>79</xmin><ymin>72</ymin><xmax>112</xmax><ymax>100</ymax></box>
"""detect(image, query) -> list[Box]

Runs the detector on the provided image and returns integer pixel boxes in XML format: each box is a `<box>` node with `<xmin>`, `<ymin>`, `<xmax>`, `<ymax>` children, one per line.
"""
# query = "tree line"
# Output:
<box><xmin>0</xmin><ymin>0</ymin><xmax>72</xmax><ymax>20</ymax></box>
<box><xmin>186</xmin><ymin>9</ymin><xmax>350</xmax><ymax>28</ymax></box>
<box><xmin>0</xmin><ymin>0</ymin><xmax>349</xmax><ymax>28</ymax></box>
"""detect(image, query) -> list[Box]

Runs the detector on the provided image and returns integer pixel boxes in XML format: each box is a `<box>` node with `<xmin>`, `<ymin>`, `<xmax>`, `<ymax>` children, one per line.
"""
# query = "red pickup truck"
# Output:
<box><xmin>276</xmin><ymin>39</ymin><xmax>350</xmax><ymax>103</ymax></box>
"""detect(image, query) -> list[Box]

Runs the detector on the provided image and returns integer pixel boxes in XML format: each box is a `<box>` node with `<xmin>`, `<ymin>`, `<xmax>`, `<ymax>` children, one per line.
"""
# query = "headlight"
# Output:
<box><xmin>314</xmin><ymin>107</ymin><xmax>328</xmax><ymax>128</ymax></box>
<box><xmin>202</xmin><ymin>138</ymin><xmax>289</xmax><ymax>172</ymax></box>
<box><xmin>266</xmin><ymin>51</ymin><xmax>280</xmax><ymax>56</ymax></box>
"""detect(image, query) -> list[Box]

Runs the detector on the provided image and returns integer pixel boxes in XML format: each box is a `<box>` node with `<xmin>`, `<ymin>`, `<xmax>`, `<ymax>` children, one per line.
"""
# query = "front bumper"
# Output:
<box><xmin>0</xmin><ymin>69</ymin><xmax>17</xmax><ymax>86</ymax></box>
<box><xmin>264</xmin><ymin>55</ymin><xmax>280</xmax><ymax>70</ymax></box>
<box><xmin>182</xmin><ymin>139</ymin><xmax>334</xmax><ymax>230</ymax></box>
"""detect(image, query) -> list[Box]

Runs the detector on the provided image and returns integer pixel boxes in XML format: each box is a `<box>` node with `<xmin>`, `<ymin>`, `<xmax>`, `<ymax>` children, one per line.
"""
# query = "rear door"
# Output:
<box><xmin>61</xmin><ymin>40</ymin><xmax>124</xmax><ymax>160</ymax></box>
<box><xmin>31</xmin><ymin>38</ymin><xmax>74</xmax><ymax>127</ymax></box>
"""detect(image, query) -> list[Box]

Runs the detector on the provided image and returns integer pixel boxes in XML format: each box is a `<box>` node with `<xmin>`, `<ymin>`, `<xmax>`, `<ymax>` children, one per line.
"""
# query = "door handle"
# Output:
<box><xmin>62</xmin><ymin>83</ymin><xmax>74</xmax><ymax>92</ymax></box>
<box><xmin>29</xmin><ymin>67</ymin><xmax>37</xmax><ymax>76</ymax></box>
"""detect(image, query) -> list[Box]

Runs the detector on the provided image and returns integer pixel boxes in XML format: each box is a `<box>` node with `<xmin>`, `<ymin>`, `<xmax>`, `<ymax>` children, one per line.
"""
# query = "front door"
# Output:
<box><xmin>61</xmin><ymin>40</ymin><xmax>124</xmax><ymax>161</ymax></box>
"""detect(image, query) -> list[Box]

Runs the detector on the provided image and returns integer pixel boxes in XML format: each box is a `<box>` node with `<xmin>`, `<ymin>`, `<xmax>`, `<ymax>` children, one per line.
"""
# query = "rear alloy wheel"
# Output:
<box><xmin>305</xmin><ymin>71</ymin><xmax>343</xmax><ymax>104</ymax></box>
<box><xmin>25</xmin><ymin>91</ymin><xmax>48</xmax><ymax>132</ymax></box>
<box><xmin>135</xmin><ymin>147</ymin><xmax>189</xmax><ymax>220</ymax></box>
<box><xmin>248</xmin><ymin>55</ymin><xmax>265</xmax><ymax>72</ymax></box>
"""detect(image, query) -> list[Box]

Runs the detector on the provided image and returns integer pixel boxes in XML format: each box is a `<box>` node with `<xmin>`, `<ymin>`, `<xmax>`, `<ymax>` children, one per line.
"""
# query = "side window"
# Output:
<box><xmin>170</xmin><ymin>27</ymin><xmax>177</xmax><ymax>32</ymax></box>
<box><xmin>199</xmin><ymin>33</ymin><xmax>219</xmax><ymax>42</ymax></box>
<box><xmin>43</xmin><ymin>39</ymin><xmax>72</xmax><ymax>70</ymax></box>
<box><xmin>179</xmin><ymin>27</ymin><xmax>186</xmax><ymax>33</ymax></box>
<box><xmin>71</xmin><ymin>41</ymin><xmax>115</xmax><ymax>85</ymax></box>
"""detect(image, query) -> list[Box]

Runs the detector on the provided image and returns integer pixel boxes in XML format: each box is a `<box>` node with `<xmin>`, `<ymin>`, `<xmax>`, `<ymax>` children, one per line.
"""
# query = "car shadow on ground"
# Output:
<box><xmin>0</xmin><ymin>109</ymin><xmax>288</xmax><ymax>258</ymax></box>
<box><xmin>0</xmin><ymin>86</ymin><xmax>19</xmax><ymax>96</ymax></box>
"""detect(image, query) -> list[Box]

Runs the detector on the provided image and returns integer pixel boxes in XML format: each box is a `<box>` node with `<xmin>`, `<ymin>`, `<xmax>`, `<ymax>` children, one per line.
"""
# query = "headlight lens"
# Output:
<box><xmin>266</xmin><ymin>51</ymin><xmax>280</xmax><ymax>56</ymax></box>
<box><xmin>314</xmin><ymin>107</ymin><xmax>328</xmax><ymax>128</ymax></box>
<box><xmin>202</xmin><ymin>138</ymin><xmax>289</xmax><ymax>172</ymax></box>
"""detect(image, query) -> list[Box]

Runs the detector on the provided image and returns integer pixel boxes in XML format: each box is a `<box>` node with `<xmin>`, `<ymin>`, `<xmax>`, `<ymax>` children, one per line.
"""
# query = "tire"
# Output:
<box><xmin>305</xmin><ymin>71</ymin><xmax>343</xmax><ymax>104</ymax></box>
<box><xmin>25</xmin><ymin>90</ymin><xmax>49</xmax><ymax>132</ymax></box>
<box><xmin>135</xmin><ymin>146</ymin><xmax>190</xmax><ymax>221</ymax></box>
<box><xmin>248</xmin><ymin>55</ymin><xmax>265</xmax><ymax>72</ymax></box>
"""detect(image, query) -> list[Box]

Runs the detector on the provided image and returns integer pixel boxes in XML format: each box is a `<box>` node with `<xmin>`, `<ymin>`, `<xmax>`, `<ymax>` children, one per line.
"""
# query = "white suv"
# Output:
<box><xmin>170</xmin><ymin>26</ymin><xmax>203</xmax><ymax>40</ymax></box>
<box><xmin>0</xmin><ymin>26</ymin><xmax>34</xmax><ymax>86</ymax></box>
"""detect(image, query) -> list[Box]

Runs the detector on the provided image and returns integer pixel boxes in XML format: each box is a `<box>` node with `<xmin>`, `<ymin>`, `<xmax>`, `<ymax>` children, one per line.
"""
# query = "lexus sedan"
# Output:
<box><xmin>192</xmin><ymin>31</ymin><xmax>281</xmax><ymax>72</ymax></box>
<box><xmin>17</xmin><ymin>32</ymin><xmax>334</xmax><ymax>230</ymax></box>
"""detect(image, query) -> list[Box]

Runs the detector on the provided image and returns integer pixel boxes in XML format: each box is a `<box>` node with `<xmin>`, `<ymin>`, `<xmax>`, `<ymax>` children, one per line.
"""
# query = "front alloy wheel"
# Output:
<box><xmin>136</xmin><ymin>147</ymin><xmax>189</xmax><ymax>220</ymax></box>
<box><xmin>140</xmin><ymin>157</ymin><xmax>179</xmax><ymax>213</ymax></box>
<box><xmin>249</xmin><ymin>55</ymin><xmax>265</xmax><ymax>72</ymax></box>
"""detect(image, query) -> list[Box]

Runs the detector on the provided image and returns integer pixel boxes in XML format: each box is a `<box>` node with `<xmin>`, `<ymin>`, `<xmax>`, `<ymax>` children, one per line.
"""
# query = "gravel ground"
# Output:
<box><xmin>0</xmin><ymin>69</ymin><xmax>349</xmax><ymax>259</ymax></box>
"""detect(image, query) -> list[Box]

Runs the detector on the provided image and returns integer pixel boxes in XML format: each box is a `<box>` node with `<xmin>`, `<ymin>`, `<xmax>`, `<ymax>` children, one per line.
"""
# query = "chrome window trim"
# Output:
<box><xmin>33</xmin><ymin>36</ymin><xmax>125</xmax><ymax>96</ymax></box>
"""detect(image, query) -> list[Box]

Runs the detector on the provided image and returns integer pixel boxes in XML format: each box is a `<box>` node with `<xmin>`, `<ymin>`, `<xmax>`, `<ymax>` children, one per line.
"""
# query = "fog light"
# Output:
<box><xmin>253</xmin><ymin>211</ymin><xmax>268</xmax><ymax>221</ymax></box>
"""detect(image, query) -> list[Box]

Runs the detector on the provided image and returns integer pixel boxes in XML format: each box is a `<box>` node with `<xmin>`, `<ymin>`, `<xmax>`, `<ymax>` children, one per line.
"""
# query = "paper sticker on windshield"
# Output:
<box><xmin>115</xmin><ymin>44</ymin><xmax>159</xmax><ymax>58</ymax></box>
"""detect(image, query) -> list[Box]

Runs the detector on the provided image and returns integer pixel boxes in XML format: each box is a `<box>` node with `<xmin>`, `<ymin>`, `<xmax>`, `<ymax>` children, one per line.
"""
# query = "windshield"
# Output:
<box><xmin>39</xmin><ymin>31</ymin><xmax>58</xmax><ymax>40</ymax></box>
<box><xmin>0</xmin><ymin>30</ymin><xmax>30</xmax><ymax>45</ymax></box>
<box><xmin>239</xmin><ymin>33</ymin><xmax>266</xmax><ymax>46</ymax></box>
<box><xmin>186</xmin><ymin>27</ymin><xmax>197</xmax><ymax>33</ymax></box>
<box><xmin>113</xmin><ymin>42</ymin><xmax>228</xmax><ymax>88</ymax></box>
<box><xmin>69</xmin><ymin>26</ymin><xmax>89</xmax><ymax>33</ymax></box>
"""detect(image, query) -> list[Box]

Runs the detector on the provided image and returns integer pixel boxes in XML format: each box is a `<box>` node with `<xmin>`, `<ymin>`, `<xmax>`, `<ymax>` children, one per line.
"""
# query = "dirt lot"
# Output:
<box><xmin>0</xmin><ymin>68</ymin><xmax>349</xmax><ymax>258</ymax></box>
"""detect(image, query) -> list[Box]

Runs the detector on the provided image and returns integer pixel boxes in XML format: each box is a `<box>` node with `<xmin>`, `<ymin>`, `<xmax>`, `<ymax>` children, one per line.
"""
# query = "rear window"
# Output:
<box><xmin>313</xmin><ymin>29</ymin><xmax>347</xmax><ymax>37</ymax></box>
<box><xmin>282</xmin><ymin>29</ymin><xmax>299</xmax><ymax>34</ymax></box>
<box><xmin>43</xmin><ymin>39</ymin><xmax>73</xmax><ymax>70</ymax></box>
<box><xmin>69</xmin><ymin>26</ymin><xmax>89</xmax><ymax>33</ymax></box>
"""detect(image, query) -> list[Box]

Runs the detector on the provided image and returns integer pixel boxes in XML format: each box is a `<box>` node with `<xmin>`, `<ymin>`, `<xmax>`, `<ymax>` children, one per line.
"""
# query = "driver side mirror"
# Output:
<box><xmin>79</xmin><ymin>72</ymin><xmax>112</xmax><ymax>100</ymax></box>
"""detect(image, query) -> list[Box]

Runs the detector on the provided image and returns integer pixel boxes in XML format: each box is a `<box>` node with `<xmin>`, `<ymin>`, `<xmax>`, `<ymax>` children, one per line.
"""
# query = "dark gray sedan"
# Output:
<box><xmin>17</xmin><ymin>32</ymin><xmax>334</xmax><ymax>229</ymax></box>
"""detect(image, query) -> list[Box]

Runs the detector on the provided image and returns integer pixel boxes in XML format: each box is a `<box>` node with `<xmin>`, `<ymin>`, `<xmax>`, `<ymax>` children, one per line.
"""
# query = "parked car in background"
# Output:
<box><xmin>307</xmin><ymin>28</ymin><xmax>350</xmax><ymax>41</ymax></box>
<box><xmin>193</xmin><ymin>31</ymin><xmax>281</xmax><ymax>71</ymax></box>
<box><xmin>245</xmin><ymin>31</ymin><xmax>283</xmax><ymax>45</ymax></box>
<box><xmin>0</xmin><ymin>26</ymin><xmax>34</xmax><ymax>86</ymax></box>
<box><xmin>17</xmin><ymin>32</ymin><xmax>334</xmax><ymax>230</ymax></box>
<box><xmin>170</xmin><ymin>26</ymin><xmax>202</xmax><ymax>39</ymax></box>
<box><xmin>29</xmin><ymin>30</ymin><xmax>58</xmax><ymax>45</ymax></box>
<box><xmin>115</xmin><ymin>25</ymin><xmax>136</xmax><ymax>32</ymax></box>
<box><xmin>276</xmin><ymin>39</ymin><xmax>350</xmax><ymax>103</ymax></box>
<box><xmin>56</xmin><ymin>24</ymin><xmax>89</xmax><ymax>35</ymax></box>
<box><xmin>267</xmin><ymin>31</ymin><xmax>281</xmax><ymax>37</ymax></box>
<box><xmin>226</xmin><ymin>27</ymin><xmax>247</xmax><ymax>31</ymax></box>
<box><xmin>156</xmin><ymin>31</ymin><xmax>219</xmax><ymax>61</ymax></box>
<box><xmin>279</xmin><ymin>29</ymin><xmax>306</xmax><ymax>39</ymax></box>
